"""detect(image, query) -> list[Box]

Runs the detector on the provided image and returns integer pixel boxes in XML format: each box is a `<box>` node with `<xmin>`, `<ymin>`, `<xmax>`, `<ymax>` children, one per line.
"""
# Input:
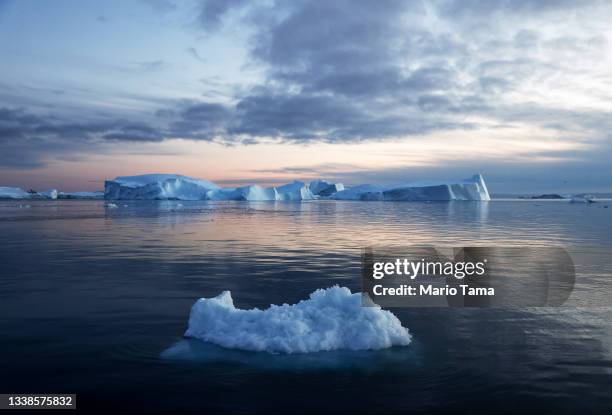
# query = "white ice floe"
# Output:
<box><xmin>184</xmin><ymin>286</ymin><xmax>411</xmax><ymax>354</ymax></box>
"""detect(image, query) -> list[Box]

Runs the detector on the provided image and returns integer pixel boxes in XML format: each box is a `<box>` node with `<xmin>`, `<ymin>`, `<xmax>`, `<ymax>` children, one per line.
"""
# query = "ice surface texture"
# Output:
<box><xmin>184</xmin><ymin>286</ymin><xmax>411</xmax><ymax>354</ymax></box>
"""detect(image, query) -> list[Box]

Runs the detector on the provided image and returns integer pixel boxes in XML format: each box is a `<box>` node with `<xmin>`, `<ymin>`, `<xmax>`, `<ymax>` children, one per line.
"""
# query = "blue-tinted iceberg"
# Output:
<box><xmin>184</xmin><ymin>286</ymin><xmax>411</xmax><ymax>354</ymax></box>
<box><xmin>0</xmin><ymin>187</ymin><xmax>58</xmax><ymax>199</ymax></box>
<box><xmin>208</xmin><ymin>185</ymin><xmax>279</xmax><ymax>201</ymax></box>
<box><xmin>332</xmin><ymin>174</ymin><xmax>490</xmax><ymax>201</ymax></box>
<box><xmin>275</xmin><ymin>181</ymin><xmax>315</xmax><ymax>201</ymax></box>
<box><xmin>104</xmin><ymin>174</ymin><xmax>220</xmax><ymax>200</ymax></box>
<box><xmin>309</xmin><ymin>180</ymin><xmax>345</xmax><ymax>196</ymax></box>
<box><xmin>58</xmin><ymin>191</ymin><xmax>104</xmax><ymax>199</ymax></box>
<box><xmin>0</xmin><ymin>187</ymin><xmax>31</xmax><ymax>199</ymax></box>
<box><xmin>102</xmin><ymin>173</ymin><xmax>490</xmax><ymax>201</ymax></box>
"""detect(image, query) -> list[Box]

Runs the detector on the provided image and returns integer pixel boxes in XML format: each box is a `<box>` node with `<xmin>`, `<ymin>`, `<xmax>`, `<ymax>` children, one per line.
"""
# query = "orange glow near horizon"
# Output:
<box><xmin>0</xmin><ymin>123</ymin><xmax>590</xmax><ymax>192</ymax></box>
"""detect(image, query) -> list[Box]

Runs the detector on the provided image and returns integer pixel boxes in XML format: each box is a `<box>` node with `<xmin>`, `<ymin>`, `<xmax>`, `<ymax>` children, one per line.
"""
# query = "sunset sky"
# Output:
<box><xmin>1</xmin><ymin>0</ymin><xmax>612</xmax><ymax>193</ymax></box>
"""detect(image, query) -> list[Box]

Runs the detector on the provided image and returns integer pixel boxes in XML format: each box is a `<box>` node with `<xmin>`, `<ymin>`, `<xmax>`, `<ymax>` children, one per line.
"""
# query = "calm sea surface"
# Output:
<box><xmin>1</xmin><ymin>200</ymin><xmax>611</xmax><ymax>414</ymax></box>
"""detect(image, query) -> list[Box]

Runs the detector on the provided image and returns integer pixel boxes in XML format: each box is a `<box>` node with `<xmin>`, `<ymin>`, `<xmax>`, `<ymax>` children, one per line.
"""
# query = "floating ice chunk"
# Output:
<box><xmin>105</xmin><ymin>203</ymin><xmax>118</xmax><ymax>209</ymax></box>
<box><xmin>184</xmin><ymin>286</ymin><xmax>411</xmax><ymax>354</ymax></box>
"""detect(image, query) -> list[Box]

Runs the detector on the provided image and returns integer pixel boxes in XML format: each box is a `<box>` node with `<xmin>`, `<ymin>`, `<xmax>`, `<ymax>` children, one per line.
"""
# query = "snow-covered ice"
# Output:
<box><xmin>184</xmin><ymin>286</ymin><xmax>411</xmax><ymax>354</ymax></box>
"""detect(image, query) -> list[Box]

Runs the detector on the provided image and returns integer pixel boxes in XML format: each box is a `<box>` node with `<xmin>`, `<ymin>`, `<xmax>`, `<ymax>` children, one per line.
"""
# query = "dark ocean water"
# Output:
<box><xmin>0</xmin><ymin>199</ymin><xmax>611</xmax><ymax>414</ymax></box>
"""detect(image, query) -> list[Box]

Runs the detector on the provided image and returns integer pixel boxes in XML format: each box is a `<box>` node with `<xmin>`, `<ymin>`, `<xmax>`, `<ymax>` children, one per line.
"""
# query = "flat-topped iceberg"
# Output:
<box><xmin>184</xmin><ymin>286</ymin><xmax>411</xmax><ymax>354</ymax></box>
<box><xmin>58</xmin><ymin>191</ymin><xmax>104</xmax><ymax>200</ymax></box>
<box><xmin>0</xmin><ymin>187</ymin><xmax>31</xmax><ymax>199</ymax></box>
<box><xmin>332</xmin><ymin>174</ymin><xmax>490</xmax><ymax>201</ymax></box>
<box><xmin>105</xmin><ymin>174</ymin><xmax>220</xmax><ymax>200</ymax></box>
<box><xmin>3</xmin><ymin>173</ymin><xmax>491</xmax><ymax>201</ymax></box>
<box><xmin>103</xmin><ymin>174</ymin><xmax>320</xmax><ymax>201</ymax></box>
<box><xmin>102</xmin><ymin>173</ymin><xmax>490</xmax><ymax>201</ymax></box>
<box><xmin>0</xmin><ymin>187</ymin><xmax>58</xmax><ymax>200</ymax></box>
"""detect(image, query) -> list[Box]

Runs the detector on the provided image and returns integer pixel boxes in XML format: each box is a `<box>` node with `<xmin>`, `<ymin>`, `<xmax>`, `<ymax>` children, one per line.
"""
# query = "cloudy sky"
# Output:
<box><xmin>1</xmin><ymin>0</ymin><xmax>612</xmax><ymax>193</ymax></box>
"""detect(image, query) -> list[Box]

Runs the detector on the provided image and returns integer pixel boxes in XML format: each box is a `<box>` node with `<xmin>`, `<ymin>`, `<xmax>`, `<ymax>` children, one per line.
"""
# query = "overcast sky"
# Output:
<box><xmin>1</xmin><ymin>0</ymin><xmax>612</xmax><ymax>193</ymax></box>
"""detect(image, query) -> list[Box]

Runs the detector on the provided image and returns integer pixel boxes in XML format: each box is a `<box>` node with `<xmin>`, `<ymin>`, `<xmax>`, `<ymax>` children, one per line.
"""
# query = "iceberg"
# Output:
<box><xmin>0</xmin><ymin>187</ymin><xmax>58</xmax><ymax>199</ymax></box>
<box><xmin>104</xmin><ymin>174</ymin><xmax>220</xmax><ymax>200</ymax></box>
<box><xmin>58</xmin><ymin>191</ymin><xmax>104</xmax><ymax>199</ymax></box>
<box><xmin>331</xmin><ymin>174</ymin><xmax>490</xmax><ymax>201</ymax></box>
<box><xmin>0</xmin><ymin>187</ymin><xmax>31</xmax><ymax>199</ymax></box>
<box><xmin>309</xmin><ymin>180</ymin><xmax>345</xmax><ymax>197</ymax></box>
<box><xmin>101</xmin><ymin>172</ymin><xmax>490</xmax><ymax>201</ymax></box>
<box><xmin>275</xmin><ymin>181</ymin><xmax>315</xmax><ymax>201</ymax></box>
<box><xmin>208</xmin><ymin>185</ymin><xmax>279</xmax><ymax>201</ymax></box>
<box><xmin>39</xmin><ymin>189</ymin><xmax>58</xmax><ymax>200</ymax></box>
<box><xmin>570</xmin><ymin>195</ymin><xmax>596</xmax><ymax>203</ymax></box>
<box><xmin>184</xmin><ymin>286</ymin><xmax>411</xmax><ymax>354</ymax></box>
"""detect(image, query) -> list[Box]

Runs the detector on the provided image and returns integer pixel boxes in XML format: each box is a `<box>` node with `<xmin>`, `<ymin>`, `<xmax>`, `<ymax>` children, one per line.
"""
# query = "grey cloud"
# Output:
<box><xmin>0</xmin><ymin>107</ymin><xmax>170</xmax><ymax>168</ymax></box>
<box><xmin>198</xmin><ymin>0</ymin><xmax>248</xmax><ymax>30</ymax></box>
<box><xmin>436</xmin><ymin>0</ymin><xmax>604</xmax><ymax>17</ymax></box>
<box><xmin>187</xmin><ymin>47</ymin><xmax>206</xmax><ymax>63</ymax></box>
<box><xmin>139</xmin><ymin>60</ymin><xmax>166</xmax><ymax>71</ymax></box>
<box><xmin>141</xmin><ymin>0</ymin><xmax>177</xmax><ymax>13</ymax></box>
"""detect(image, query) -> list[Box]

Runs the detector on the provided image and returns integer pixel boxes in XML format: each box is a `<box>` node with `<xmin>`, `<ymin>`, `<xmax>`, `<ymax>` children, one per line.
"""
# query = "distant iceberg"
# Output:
<box><xmin>570</xmin><ymin>194</ymin><xmax>596</xmax><ymax>203</ymax></box>
<box><xmin>58</xmin><ymin>191</ymin><xmax>104</xmax><ymax>200</ymax></box>
<box><xmin>0</xmin><ymin>187</ymin><xmax>31</xmax><ymax>199</ymax></box>
<box><xmin>104</xmin><ymin>174</ymin><xmax>220</xmax><ymax>200</ymax></box>
<box><xmin>104</xmin><ymin>174</ymin><xmax>320</xmax><ymax>201</ymax></box>
<box><xmin>0</xmin><ymin>187</ymin><xmax>58</xmax><ymax>200</ymax></box>
<box><xmin>184</xmin><ymin>286</ymin><xmax>411</xmax><ymax>354</ymax></box>
<box><xmin>331</xmin><ymin>174</ymin><xmax>490</xmax><ymax>201</ymax></box>
<box><xmin>275</xmin><ymin>181</ymin><xmax>315</xmax><ymax>201</ymax></box>
<box><xmin>309</xmin><ymin>180</ymin><xmax>345</xmax><ymax>197</ymax></box>
<box><xmin>102</xmin><ymin>173</ymin><xmax>490</xmax><ymax>201</ymax></box>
